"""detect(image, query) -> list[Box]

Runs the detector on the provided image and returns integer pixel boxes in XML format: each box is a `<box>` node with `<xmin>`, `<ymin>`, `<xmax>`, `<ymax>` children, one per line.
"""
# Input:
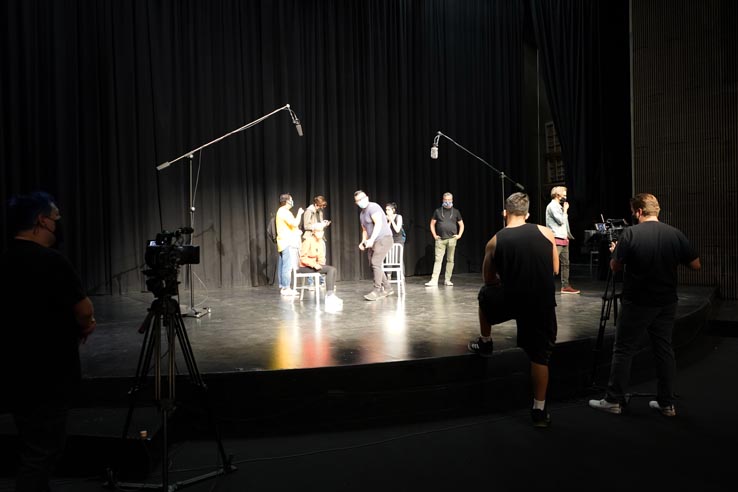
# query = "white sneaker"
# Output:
<box><xmin>649</xmin><ymin>400</ymin><xmax>676</xmax><ymax>417</ymax></box>
<box><xmin>280</xmin><ymin>288</ymin><xmax>299</xmax><ymax>297</ymax></box>
<box><xmin>425</xmin><ymin>280</ymin><xmax>438</xmax><ymax>287</ymax></box>
<box><xmin>444</xmin><ymin>280</ymin><xmax>454</xmax><ymax>286</ymax></box>
<box><xmin>588</xmin><ymin>398</ymin><xmax>623</xmax><ymax>414</ymax></box>
<box><xmin>325</xmin><ymin>294</ymin><xmax>343</xmax><ymax>310</ymax></box>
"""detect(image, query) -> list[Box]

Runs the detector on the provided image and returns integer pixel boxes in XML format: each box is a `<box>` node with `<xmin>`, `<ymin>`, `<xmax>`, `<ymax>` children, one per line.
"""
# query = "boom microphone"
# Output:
<box><xmin>430</xmin><ymin>133</ymin><xmax>440</xmax><ymax>159</ymax></box>
<box><xmin>287</xmin><ymin>105</ymin><xmax>304</xmax><ymax>136</ymax></box>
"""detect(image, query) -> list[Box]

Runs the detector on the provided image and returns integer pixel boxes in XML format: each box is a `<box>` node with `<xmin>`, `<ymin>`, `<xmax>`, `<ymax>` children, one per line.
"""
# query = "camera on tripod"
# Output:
<box><xmin>593</xmin><ymin>218</ymin><xmax>629</xmax><ymax>244</ymax></box>
<box><xmin>143</xmin><ymin>227</ymin><xmax>200</xmax><ymax>298</ymax></box>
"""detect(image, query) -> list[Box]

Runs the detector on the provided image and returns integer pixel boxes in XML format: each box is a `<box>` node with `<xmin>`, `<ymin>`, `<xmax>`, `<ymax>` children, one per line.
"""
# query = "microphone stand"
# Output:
<box><xmin>157</xmin><ymin>104</ymin><xmax>300</xmax><ymax>317</ymax></box>
<box><xmin>433</xmin><ymin>131</ymin><xmax>524</xmax><ymax>211</ymax></box>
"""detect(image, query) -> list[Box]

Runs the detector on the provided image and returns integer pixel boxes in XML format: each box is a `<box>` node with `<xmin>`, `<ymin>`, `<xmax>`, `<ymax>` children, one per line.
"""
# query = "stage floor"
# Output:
<box><xmin>82</xmin><ymin>272</ymin><xmax>714</xmax><ymax>378</ymax></box>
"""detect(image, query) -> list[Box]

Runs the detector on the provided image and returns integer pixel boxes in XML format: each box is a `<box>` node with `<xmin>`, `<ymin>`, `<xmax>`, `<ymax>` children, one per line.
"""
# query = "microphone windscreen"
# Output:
<box><xmin>430</xmin><ymin>145</ymin><xmax>438</xmax><ymax>159</ymax></box>
<box><xmin>295</xmin><ymin>123</ymin><xmax>304</xmax><ymax>137</ymax></box>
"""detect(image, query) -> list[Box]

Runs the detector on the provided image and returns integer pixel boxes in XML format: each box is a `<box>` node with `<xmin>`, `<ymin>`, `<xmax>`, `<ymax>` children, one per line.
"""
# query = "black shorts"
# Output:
<box><xmin>478</xmin><ymin>285</ymin><xmax>558</xmax><ymax>365</ymax></box>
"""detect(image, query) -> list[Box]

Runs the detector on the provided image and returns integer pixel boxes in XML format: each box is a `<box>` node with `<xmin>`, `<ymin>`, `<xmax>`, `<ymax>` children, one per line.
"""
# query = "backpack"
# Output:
<box><xmin>267</xmin><ymin>214</ymin><xmax>277</xmax><ymax>243</ymax></box>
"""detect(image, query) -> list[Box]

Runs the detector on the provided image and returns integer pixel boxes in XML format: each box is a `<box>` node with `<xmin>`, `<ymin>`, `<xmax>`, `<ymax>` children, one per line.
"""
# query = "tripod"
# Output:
<box><xmin>590</xmin><ymin>266</ymin><xmax>622</xmax><ymax>388</ymax></box>
<box><xmin>109</xmin><ymin>292</ymin><xmax>236</xmax><ymax>491</ymax></box>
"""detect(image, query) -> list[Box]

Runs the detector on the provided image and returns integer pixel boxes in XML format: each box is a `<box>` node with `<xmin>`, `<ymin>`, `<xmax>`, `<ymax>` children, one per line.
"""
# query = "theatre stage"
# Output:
<box><xmin>82</xmin><ymin>272</ymin><xmax>712</xmax><ymax>379</ymax></box>
<box><xmin>0</xmin><ymin>271</ymin><xmax>715</xmax><ymax>478</ymax></box>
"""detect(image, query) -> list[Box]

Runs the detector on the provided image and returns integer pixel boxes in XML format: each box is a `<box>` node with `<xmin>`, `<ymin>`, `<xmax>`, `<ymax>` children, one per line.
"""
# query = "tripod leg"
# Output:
<box><xmin>171</xmin><ymin>303</ymin><xmax>236</xmax><ymax>474</ymax></box>
<box><xmin>122</xmin><ymin>308</ymin><xmax>159</xmax><ymax>439</ymax></box>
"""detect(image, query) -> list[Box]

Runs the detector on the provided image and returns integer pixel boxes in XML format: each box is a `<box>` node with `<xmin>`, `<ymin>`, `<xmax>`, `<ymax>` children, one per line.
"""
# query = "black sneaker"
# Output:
<box><xmin>467</xmin><ymin>337</ymin><xmax>494</xmax><ymax>357</ymax></box>
<box><xmin>531</xmin><ymin>409</ymin><xmax>551</xmax><ymax>428</ymax></box>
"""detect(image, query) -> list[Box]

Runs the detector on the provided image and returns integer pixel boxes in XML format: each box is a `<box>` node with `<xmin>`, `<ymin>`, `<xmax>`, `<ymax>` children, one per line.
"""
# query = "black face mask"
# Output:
<box><xmin>630</xmin><ymin>215</ymin><xmax>639</xmax><ymax>226</ymax></box>
<box><xmin>559</xmin><ymin>198</ymin><xmax>567</xmax><ymax>205</ymax></box>
<box><xmin>51</xmin><ymin>220</ymin><xmax>65</xmax><ymax>248</ymax></box>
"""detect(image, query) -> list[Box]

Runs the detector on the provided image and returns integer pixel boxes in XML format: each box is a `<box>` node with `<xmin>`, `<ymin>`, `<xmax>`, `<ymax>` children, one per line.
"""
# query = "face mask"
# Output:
<box><xmin>43</xmin><ymin>217</ymin><xmax>64</xmax><ymax>247</ymax></box>
<box><xmin>442</xmin><ymin>201</ymin><xmax>453</xmax><ymax>209</ymax></box>
<box><xmin>631</xmin><ymin>214</ymin><xmax>640</xmax><ymax>225</ymax></box>
<box><xmin>559</xmin><ymin>198</ymin><xmax>567</xmax><ymax>205</ymax></box>
<box><xmin>287</xmin><ymin>199</ymin><xmax>294</xmax><ymax>207</ymax></box>
<box><xmin>357</xmin><ymin>197</ymin><xmax>370</xmax><ymax>209</ymax></box>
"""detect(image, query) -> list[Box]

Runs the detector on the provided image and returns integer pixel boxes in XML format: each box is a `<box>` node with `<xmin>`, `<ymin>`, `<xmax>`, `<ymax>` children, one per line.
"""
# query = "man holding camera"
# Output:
<box><xmin>589</xmin><ymin>193</ymin><xmax>701</xmax><ymax>417</ymax></box>
<box><xmin>546</xmin><ymin>186</ymin><xmax>580</xmax><ymax>294</ymax></box>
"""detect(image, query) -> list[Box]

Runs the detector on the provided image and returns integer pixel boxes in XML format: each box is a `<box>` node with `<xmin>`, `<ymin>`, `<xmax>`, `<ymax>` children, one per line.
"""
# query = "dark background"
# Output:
<box><xmin>1</xmin><ymin>0</ymin><xmax>632</xmax><ymax>294</ymax></box>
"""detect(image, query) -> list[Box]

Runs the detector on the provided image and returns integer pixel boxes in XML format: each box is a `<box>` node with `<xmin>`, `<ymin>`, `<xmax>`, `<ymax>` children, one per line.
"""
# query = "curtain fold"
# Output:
<box><xmin>529</xmin><ymin>0</ymin><xmax>631</xmax><ymax>241</ymax></box>
<box><xmin>1</xmin><ymin>0</ymin><xmax>526</xmax><ymax>293</ymax></box>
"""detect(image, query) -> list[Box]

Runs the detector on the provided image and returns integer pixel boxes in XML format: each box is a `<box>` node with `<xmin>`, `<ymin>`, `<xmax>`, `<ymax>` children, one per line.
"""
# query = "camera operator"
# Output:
<box><xmin>1</xmin><ymin>192</ymin><xmax>97</xmax><ymax>491</ymax></box>
<box><xmin>589</xmin><ymin>193</ymin><xmax>700</xmax><ymax>417</ymax></box>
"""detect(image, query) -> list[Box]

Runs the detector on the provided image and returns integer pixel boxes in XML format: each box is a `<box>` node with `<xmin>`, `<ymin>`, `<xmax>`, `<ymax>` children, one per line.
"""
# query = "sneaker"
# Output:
<box><xmin>531</xmin><ymin>409</ymin><xmax>551</xmax><ymax>428</ymax></box>
<box><xmin>280</xmin><ymin>288</ymin><xmax>299</xmax><ymax>297</ymax></box>
<box><xmin>649</xmin><ymin>401</ymin><xmax>676</xmax><ymax>417</ymax></box>
<box><xmin>364</xmin><ymin>290</ymin><xmax>382</xmax><ymax>301</ymax></box>
<box><xmin>561</xmin><ymin>286</ymin><xmax>581</xmax><ymax>294</ymax></box>
<box><xmin>588</xmin><ymin>398</ymin><xmax>623</xmax><ymax>414</ymax></box>
<box><xmin>425</xmin><ymin>280</ymin><xmax>438</xmax><ymax>287</ymax></box>
<box><xmin>307</xmin><ymin>285</ymin><xmax>316</xmax><ymax>292</ymax></box>
<box><xmin>467</xmin><ymin>337</ymin><xmax>494</xmax><ymax>357</ymax></box>
<box><xmin>383</xmin><ymin>288</ymin><xmax>395</xmax><ymax>297</ymax></box>
<box><xmin>444</xmin><ymin>280</ymin><xmax>454</xmax><ymax>286</ymax></box>
<box><xmin>324</xmin><ymin>294</ymin><xmax>343</xmax><ymax>311</ymax></box>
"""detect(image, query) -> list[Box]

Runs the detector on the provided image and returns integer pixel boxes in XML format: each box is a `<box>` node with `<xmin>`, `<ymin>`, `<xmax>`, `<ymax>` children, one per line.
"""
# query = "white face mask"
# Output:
<box><xmin>357</xmin><ymin>197</ymin><xmax>370</xmax><ymax>209</ymax></box>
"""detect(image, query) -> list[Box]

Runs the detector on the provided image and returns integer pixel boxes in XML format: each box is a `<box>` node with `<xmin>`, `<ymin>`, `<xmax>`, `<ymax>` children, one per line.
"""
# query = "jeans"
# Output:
<box><xmin>606</xmin><ymin>300</ymin><xmax>678</xmax><ymax>406</ymax></box>
<box><xmin>431</xmin><ymin>237</ymin><xmax>457</xmax><ymax>282</ymax></box>
<box><xmin>279</xmin><ymin>247</ymin><xmax>298</xmax><ymax>290</ymax></box>
<box><xmin>556</xmin><ymin>244</ymin><xmax>570</xmax><ymax>288</ymax></box>
<box><xmin>13</xmin><ymin>402</ymin><xmax>68</xmax><ymax>492</ymax></box>
<box><xmin>367</xmin><ymin>236</ymin><xmax>393</xmax><ymax>292</ymax></box>
<box><xmin>298</xmin><ymin>265</ymin><xmax>337</xmax><ymax>292</ymax></box>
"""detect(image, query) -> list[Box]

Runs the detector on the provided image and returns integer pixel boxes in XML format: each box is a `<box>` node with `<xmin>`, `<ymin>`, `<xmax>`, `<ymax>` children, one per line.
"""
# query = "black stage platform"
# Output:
<box><xmin>68</xmin><ymin>271</ymin><xmax>715</xmax><ymax>423</ymax></box>
<box><xmin>0</xmin><ymin>271</ymin><xmax>717</xmax><ymax>478</ymax></box>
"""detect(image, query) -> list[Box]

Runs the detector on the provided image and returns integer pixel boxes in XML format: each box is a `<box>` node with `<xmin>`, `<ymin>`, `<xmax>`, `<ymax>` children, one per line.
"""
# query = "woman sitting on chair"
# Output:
<box><xmin>298</xmin><ymin>225</ymin><xmax>342</xmax><ymax>309</ymax></box>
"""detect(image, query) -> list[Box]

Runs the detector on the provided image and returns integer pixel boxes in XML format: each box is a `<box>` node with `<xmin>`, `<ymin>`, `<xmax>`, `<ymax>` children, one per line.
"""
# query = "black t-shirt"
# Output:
<box><xmin>613</xmin><ymin>221</ymin><xmax>698</xmax><ymax>306</ymax></box>
<box><xmin>1</xmin><ymin>239</ymin><xmax>87</xmax><ymax>404</ymax></box>
<box><xmin>432</xmin><ymin>207</ymin><xmax>463</xmax><ymax>238</ymax></box>
<box><xmin>494</xmin><ymin>224</ymin><xmax>556</xmax><ymax>309</ymax></box>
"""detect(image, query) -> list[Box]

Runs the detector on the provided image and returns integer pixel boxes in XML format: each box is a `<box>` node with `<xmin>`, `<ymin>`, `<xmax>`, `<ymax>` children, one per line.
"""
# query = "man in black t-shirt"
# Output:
<box><xmin>1</xmin><ymin>192</ymin><xmax>97</xmax><ymax>492</ymax></box>
<box><xmin>589</xmin><ymin>193</ymin><xmax>700</xmax><ymax>417</ymax></box>
<box><xmin>426</xmin><ymin>192</ymin><xmax>464</xmax><ymax>286</ymax></box>
<box><xmin>468</xmin><ymin>192</ymin><xmax>560</xmax><ymax>427</ymax></box>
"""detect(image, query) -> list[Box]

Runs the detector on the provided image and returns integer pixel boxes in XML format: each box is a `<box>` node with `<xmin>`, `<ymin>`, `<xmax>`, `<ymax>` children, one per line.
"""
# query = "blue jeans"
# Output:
<box><xmin>606</xmin><ymin>300</ymin><xmax>678</xmax><ymax>406</ymax></box>
<box><xmin>279</xmin><ymin>247</ymin><xmax>298</xmax><ymax>289</ymax></box>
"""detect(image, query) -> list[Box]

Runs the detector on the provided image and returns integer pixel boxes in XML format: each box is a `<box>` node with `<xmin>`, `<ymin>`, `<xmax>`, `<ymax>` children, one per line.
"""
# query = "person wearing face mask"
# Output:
<box><xmin>275</xmin><ymin>193</ymin><xmax>304</xmax><ymax>297</ymax></box>
<box><xmin>385</xmin><ymin>202</ymin><xmax>405</xmax><ymax>244</ymax></box>
<box><xmin>545</xmin><ymin>186</ymin><xmax>580</xmax><ymax>294</ymax></box>
<box><xmin>589</xmin><ymin>193</ymin><xmax>700</xmax><ymax>418</ymax></box>
<box><xmin>1</xmin><ymin>191</ymin><xmax>97</xmax><ymax>492</ymax></box>
<box><xmin>426</xmin><ymin>192</ymin><xmax>464</xmax><ymax>287</ymax></box>
<box><xmin>354</xmin><ymin>190</ymin><xmax>394</xmax><ymax>300</ymax></box>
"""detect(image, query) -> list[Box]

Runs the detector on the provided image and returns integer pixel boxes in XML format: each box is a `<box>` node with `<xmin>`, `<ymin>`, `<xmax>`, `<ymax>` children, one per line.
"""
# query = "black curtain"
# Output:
<box><xmin>1</xmin><ymin>0</ymin><xmax>526</xmax><ymax>293</ymax></box>
<box><xmin>529</xmin><ymin>0</ymin><xmax>632</xmax><ymax>246</ymax></box>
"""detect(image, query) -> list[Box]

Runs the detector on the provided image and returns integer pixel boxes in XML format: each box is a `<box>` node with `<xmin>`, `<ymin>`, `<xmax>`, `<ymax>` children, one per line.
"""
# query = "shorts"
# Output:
<box><xmin>478</xmin><ymin>284</ymin><xmax>558</xmax><ymax>365</ymax></box>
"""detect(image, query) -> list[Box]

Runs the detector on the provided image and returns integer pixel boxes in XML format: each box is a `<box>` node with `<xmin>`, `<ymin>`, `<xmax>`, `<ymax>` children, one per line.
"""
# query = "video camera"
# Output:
<box><xmin>143</xmin><ymin>227</ymin><xmax>200</xmax><ymax>298</ymax></box>
<box><xmin>592</xmin><ymin>217</ymin><xmax>629</xmax><ymax>244</ymax></box>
